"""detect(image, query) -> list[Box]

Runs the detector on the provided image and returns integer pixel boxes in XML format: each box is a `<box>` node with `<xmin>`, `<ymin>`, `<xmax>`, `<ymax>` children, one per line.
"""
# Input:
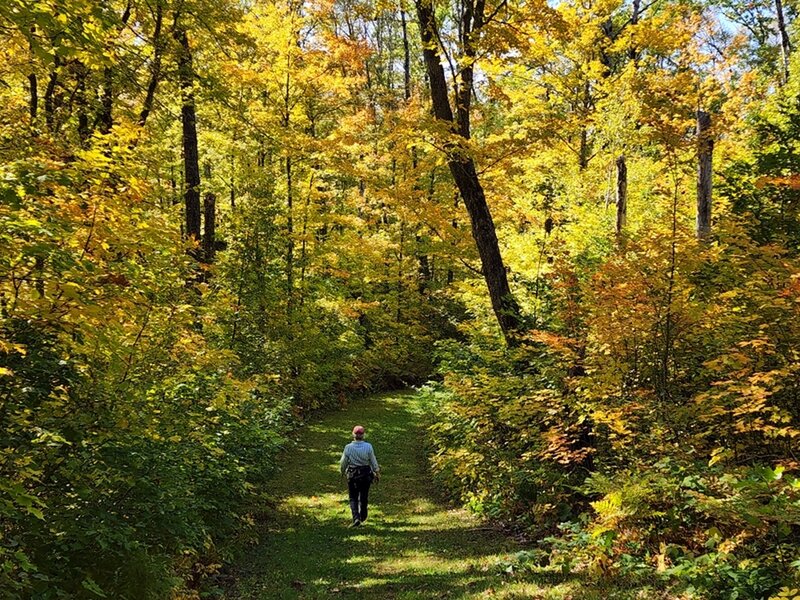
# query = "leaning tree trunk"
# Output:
<box><xmin>175</xmin><ymin>25</ymin><xmax>202</xmax><ymax>243</ymax></box>
<box><xmin>415</xmin><ymin>0</ymin><xmax>524</xmax><ymax>343</ymax></box>
<box><xmin>696</xmin><ymin>110</ymin><xmax>713</xmax><ymax>240</ymax></box>
<box><xmin>139</xmin><ymin>0</ymin><xmax>164</xmax><ymax>126</ymax></box>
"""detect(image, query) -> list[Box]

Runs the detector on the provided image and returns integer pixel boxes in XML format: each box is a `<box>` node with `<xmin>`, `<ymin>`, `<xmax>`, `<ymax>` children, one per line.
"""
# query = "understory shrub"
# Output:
<box><xmin>424</xmin><ymin>218</ymin><xmax>800</xmax><ymax>599</ymax></box>
<box><xmin>0</xmin><ymin>320</ymin><xmax>292</xmax><ymax>599</ymax></box>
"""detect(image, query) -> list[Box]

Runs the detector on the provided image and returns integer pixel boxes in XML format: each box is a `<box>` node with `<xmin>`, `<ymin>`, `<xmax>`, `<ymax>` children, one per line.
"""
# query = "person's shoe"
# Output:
<box><xmin>350</xmin><ymin>519</ymin><xmax>361</xmax><ymax>527</ymax></box>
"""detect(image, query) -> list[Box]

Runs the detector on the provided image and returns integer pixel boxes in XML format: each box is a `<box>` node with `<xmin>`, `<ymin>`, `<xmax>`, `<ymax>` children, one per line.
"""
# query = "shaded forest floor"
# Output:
<box><xmin>223</xmin><ymin>391</ymin><xmax>668</xmax><ymax>599</ymax></box>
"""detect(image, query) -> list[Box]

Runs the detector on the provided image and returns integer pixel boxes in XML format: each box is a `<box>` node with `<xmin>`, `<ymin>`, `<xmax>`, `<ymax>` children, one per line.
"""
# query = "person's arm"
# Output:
<box><xmin>369</xmin><ymin>446</ymin><xmax>380</xmax><ymax>474</ymax></box>
<box><xmin>340</xmin><ymin>446</ymin><xmax>349</xmax><ymax>476</ymax></box>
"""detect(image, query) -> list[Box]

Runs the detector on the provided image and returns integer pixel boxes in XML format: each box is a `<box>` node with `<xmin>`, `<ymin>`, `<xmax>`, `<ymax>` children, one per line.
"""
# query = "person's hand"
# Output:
<box><xmin>374</xmin><ymin>471</ymin><xmax>381</xmax><ymax>482</ymax></box>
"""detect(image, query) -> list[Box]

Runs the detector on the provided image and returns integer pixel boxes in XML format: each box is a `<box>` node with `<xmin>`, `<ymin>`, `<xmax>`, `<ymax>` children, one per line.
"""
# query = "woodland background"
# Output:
<box><xmin>2</xmin><ymin>0</ymin><xmax>800</xmax><ymax>597</ymax></box>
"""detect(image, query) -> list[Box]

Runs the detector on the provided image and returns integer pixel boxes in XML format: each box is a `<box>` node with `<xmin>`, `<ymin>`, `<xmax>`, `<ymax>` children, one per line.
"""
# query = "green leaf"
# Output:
<box><xmin>81</xmin><ymin>578</ymin><xmax>107</xmax><ymax>597</ymax></box>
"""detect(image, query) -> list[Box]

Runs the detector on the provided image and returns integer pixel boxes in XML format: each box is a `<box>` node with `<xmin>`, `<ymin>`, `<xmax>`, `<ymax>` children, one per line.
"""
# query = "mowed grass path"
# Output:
<box><xmin>224</xmin><ymin>391</ymin><xmax>664</xmax><ymax>599</ymax></box>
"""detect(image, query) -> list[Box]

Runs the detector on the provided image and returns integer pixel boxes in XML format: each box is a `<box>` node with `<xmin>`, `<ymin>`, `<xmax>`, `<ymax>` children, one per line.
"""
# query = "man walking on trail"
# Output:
<box><xmin>340</xmin><ymin>425</ymin><xmax>380</xmax><ymax>527</ymax></box>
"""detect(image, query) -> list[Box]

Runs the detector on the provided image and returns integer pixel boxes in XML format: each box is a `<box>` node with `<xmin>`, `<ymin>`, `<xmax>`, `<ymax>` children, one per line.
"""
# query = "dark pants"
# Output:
<box><xmin>348</xmin><ymin>476</ymin><xmax>371</xmax><ymax>522</ymax></box>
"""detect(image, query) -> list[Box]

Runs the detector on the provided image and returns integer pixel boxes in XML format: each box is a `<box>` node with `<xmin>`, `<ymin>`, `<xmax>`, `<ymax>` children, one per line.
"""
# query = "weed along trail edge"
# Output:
<box><xmin>224</xmin><ymin>391</ymin><xmax>659</xmax><ymax>600</ymax></box>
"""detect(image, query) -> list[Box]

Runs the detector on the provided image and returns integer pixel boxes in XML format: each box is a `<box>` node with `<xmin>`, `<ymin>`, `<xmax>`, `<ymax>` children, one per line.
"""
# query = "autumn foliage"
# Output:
<box><xmin>2</xmin><ymin>0</ymin><xmax>800</xmax><ymax>597</ymax></box>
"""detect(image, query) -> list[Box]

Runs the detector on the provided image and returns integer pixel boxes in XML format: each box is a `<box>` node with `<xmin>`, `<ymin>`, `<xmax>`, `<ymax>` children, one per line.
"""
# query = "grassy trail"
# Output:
<box><xmin>224</xmin><ymin>391</ymin><xmax>655</xmax><ymax>599</ymax></box>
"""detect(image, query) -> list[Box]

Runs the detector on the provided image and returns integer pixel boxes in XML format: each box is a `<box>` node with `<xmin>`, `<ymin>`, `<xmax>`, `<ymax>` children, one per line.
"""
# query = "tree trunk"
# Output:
<box><xmin>229</xmin><ymin>145</ymin><xmax>236</xmax><ymax>208</ymax></box>
<box><xmin>28</xmin><ymin>73</ymin><xmax>38</xmax><ymax>123</ymax></box>
<box><xmin>98</xmin><ymin>67</ymin><xmax>114</xmax><ymax>134</ymax></box>
<box><xmin>578</xmin><ymin>82</ymin><xmax>592</xmax><ymax>169</ymax></box>
<box><xmin>628</xmin><ymin>0</ymin><xmax>641</xmax><ymax>61</ymax></box>
<box><xmin>97</xmin><ymin>2</ymin><xmax>131</xmax><ymax>133</ymax></box>
<box><xmin>417</xmin><ymin>239</ymin><xmax>431</xmax><ymax>291</ymax></box>
<box><xmin>35</xmin><ymin>256</ymin><xmax>45</xmax><ymax>298</ymax></box>
<box><xmin>44</xmin><ymin>55</ymin><xmax>60</xmax><ymax>132</ymax></box>
<box><xmin>402</xmin><ymin>8</ymin><xmax>431</xmax><ymax>292</ymax></box>
<box><xmin>415</xmin><ymin>0</ymin><xmax>523</xmax><ymax>342</ymax></box>
<box><xmin>300</xmin><ymin>176</ymin><xmax>312</xmax><ymax>307</ymax></box>
<box><xmin>616</xmin><ymin>155</ymin><xmax>627</xmax><ymax>237</ymax></box>
<box><xmin>776</xmin><ymin>0</ymin><xmax>792</xmax><ymax>84</ymax></box>
<box><xmin>579</xmin><ymin>128</ymin><xmax>589</xmax><ymax>170</ymax></box>
<box><xmin>28</xmin><ymin>28</ymin><xmax>38</xmax><ymax>124</ymax></box>
<box><xmin>696</xmin><ymin>110</ymin><xmax>713</xmax><ymax>240</ymax></box>
<box><xmin>286</xmin><ymin>154</ymin><xmax>294</xmax><ymax>320</ymax></box>
<box><xmin>76</xmin><ymin>62</ymin><xmax>89</xmax><ymax>143</ymax></box>
<box><xmin>175</xmin><ymin>26</ymin><xmax>202</xmax><ymax>243</ymax></box>
<box><xmin>397</xmin><ymin>220</ymin><xmax>405</xmax><ymax>322</ymax></box>
<box><xmin>204</xmin><ymin>192</ymin><xmax>216</xmax><ymax>263</ymax></box>
<box><xmin>447</xmin><ymin>188</ymin><xmax>457</xmax><ymax>285</ymax></box>
<box><xmin>283</xmin><ymin>53</ymin><xmax>294</xmax><ymax>322</ymax></box>
<box><xmin>401</xmin><ymin>10</ymin><xmax>412</xmax><ymax>102</ymax></box>
<box><xmin>139</xmin><ymin>1</ymin><xmax>164</xmax><ymax>126</ymax></box>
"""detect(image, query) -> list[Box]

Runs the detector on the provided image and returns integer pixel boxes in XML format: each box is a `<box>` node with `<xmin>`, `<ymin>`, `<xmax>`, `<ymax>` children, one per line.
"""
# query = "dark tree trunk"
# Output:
<box><xmin>97</xmin><ymin>1</ymin><xmax>131</xmax><ymax>133</ymax></box>
<box><xmin>28</xmin><ymin>74</ymin><xmax>38</xmax><ymax>123</ymax></box>
<box><xmin>229</xmin><ymin>146</ymin><xmax>236</xmax><ymax>208</ymax></box>
<box><xmin>417</xmin><ymin>239</ymin><xmax>431</xmax><ymax>291</ymax></box>
<box><xmin>776</xmin><ymin>0</ymin><xmax>792</xmax><ymax>84</ymax></box>
<box><xmin>120</xmin><ymin>0</ymin><xmax>132</xmax><ymax>28</ymax></box>
<box><xmin>578</xmin><ymin>82</ymin><xmax>592</xmax><ymax>169</ymax></box>
<box><xmin>139</xmin><ymin>1</ymin><xmax>164</xmax><ymax>126</ymax></box>
<box><xmin>403</xmin><ymin>8</ymin><xmax>432</xmax><ymax>292</ymax></box>
<box><xmin>98</xmin><ymin>67</ymin><xmax>114</xmax><ymax>134</ymax></box>
<box><xmin>628</xmin><ymin>0</ymin><xmax>641</xmax><ymax>61</ymax></box>
<box><xmin>415</xmin><ymin>0</ymin><xmax>523</xmax><ymax>342</ymax></box>
<box><xmin>98</xmin><ymin>59</ymin><xmax>117</xmax><ymax>135</ymax></box>
<box><xmin>579</xmin><ymin>128</ymin><xmax>589</xmax><ymax>169</ymax></box>
<box><xmin>76</xmin><ymin>62</ymin><xmax>89</xmax><ymax>142</ymax></box>
<box><xmin>28</xmin><ymin>28</ymin><xmax>38</xmax><ymax>123</ymax></box>
<box><xmin>696</xmin><ymin>110</ymin><xmax>713</xmax><ymax>240</ymax></box>
<box><xmin>616</xmin><ymin>155</ymin><xmax>627</xmax><ymax>237</ymax></box>
<box><xmin>204</xmin><ymin>192</ymin><xmax>216</xmax><ymax>263</ymax></box>
<box><xmin>401</xmin><ymin>10</ymin><xmax>412</xmax><ymax>101</ymax></box>
<box><xmin>175</xmin><ymin>26</ymin><xmax>202</xmax><ymax>243</ymax></box>
<box><xmin>398</xmin><ymin>220</ymin><xmax>405</xmax><ymax>322</ymax></box>
<box><xmin>300</xmin><ymin>177</ymin><xmax>311</xmax><ymax>306</ymax></box>
<box><xmin>286</xmin><ymin>154</ymin><xmax>294</xmax><ymax>319</ymax></box>
<box><xmin>257</xmin><ymin>137</ymin><xmax>266</xmax><ymax>168</ymax></box>
<box><xmin>35</xmin><ymin>256</ymin><xmax>45</xmax><ymax>298</ymax></box>
<box><xmin>44</xmin><ymin>55</ymin><xmax>60</xmax><ymax>131</ymax></box>
<box><xmin>283</xmin><ymin>58</ymin><xmax>294</xmax><ymax>322</ymax></box>
<box><xmin>447</xmin><ymin>188</ymin><xmax>457</xmax><ymax>285</ymax></box>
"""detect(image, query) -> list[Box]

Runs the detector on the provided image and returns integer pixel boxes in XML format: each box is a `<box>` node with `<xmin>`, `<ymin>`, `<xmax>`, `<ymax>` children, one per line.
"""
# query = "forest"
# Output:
<box><xmin>2</xmin><ymin>0</ymin><xmax>800</xmax><ymax>597</ymax></box>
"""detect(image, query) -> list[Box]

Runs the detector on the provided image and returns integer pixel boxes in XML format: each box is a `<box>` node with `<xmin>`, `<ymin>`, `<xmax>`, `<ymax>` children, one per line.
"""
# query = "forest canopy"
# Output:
<box><xmin>2</xmin><ymin>0</ymin><xmax>800</xmax><ymax>597</ymax></box>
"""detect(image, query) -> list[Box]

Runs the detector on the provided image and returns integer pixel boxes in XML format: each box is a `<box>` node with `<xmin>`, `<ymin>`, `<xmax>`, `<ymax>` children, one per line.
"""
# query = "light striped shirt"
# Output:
<box><xmin>340</xmin><ymin>440</ymin><xmax>380</xmax><ymax>474</ymax></box>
